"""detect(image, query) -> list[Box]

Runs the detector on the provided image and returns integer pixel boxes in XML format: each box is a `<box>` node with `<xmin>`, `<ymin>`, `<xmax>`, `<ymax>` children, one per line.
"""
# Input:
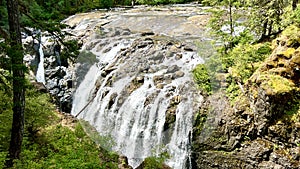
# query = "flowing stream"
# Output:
<box><xmin>69</xmin><ymin>4</ymin><xmax>211</xmax><ymax>168</ymax></box>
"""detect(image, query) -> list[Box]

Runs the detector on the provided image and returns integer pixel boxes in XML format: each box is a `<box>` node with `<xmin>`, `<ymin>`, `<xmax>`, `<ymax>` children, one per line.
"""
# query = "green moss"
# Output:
<box><xmin>193</xmin><ymin>111</ymin><xmax>208</xmax><ymax>137</ymax></box>
<box><xmin>291</xmin><ymin>106</ymin><xmax>300</xmax><ymax>122</ymax></box>
<box><xmin>282</xmin><ymin>25</ymin><xmax>300</xmax><ymax>47</ymax></box>
<box><xmin>77</xmin><ymin>50</ymin><xmax>97</xmax><ymax>64</ymax></box>
<box><xmin>282</xmin><ymin>48</ymin><xmax>296</xmax><ymax>59</ymax></box>
<box><xmin>260</xmin><ymin>74</ymin><xmax>295</xmax><ymax>94</ymax></box>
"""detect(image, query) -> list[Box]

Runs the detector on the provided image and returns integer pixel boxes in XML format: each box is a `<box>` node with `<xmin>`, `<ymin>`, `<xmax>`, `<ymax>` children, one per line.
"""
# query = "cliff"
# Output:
<box><xmin>192</xmin><ymin>25</ymin><xmax>300</xmax><ymax>168</ymax></box>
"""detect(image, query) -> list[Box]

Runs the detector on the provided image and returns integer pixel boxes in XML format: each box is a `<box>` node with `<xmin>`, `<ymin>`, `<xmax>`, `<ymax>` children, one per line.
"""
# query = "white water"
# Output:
<box><xmin>66</xmin><ymin>5</ymin><xmax>207</xmax><ymax>167</ymax></box>
<box><xmin>72</xmin><ymin>34</ymin><xmax>204</xmax><ymax>168</ymax></box>
<box><xmin>36</xmin><ymin>43</ymin><xmax>46</xmax><ymax>84</ymax></box>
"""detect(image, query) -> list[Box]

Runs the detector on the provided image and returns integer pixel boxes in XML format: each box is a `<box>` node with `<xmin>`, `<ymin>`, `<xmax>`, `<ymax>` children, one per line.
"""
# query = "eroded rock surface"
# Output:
<box><xmin>192</xmin><ymin>26</ymin><xmax>300</xmax><ymax>169</ymax></box>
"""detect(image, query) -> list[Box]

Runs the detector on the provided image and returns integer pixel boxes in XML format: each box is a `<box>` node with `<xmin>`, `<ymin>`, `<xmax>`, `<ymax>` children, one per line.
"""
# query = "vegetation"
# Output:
<box><xmin>0</xmin><ymin>85</ymin><xmax>118</xmax><ymax>168</ymax></box>
<box><xmin>1</xmin><ymin>0</ymin><xmax>300</xmax><ymax>167</ymax></box>
<box><xmin>143</xmin><ymin>151</ymin><xmax>170</xmax><ymax>169</ymax></box>
<box><xmin>192</xmin><ymin>0</ymin><xmax>300</xmax><ymax>100</ymax></box>
<box><xmin>192</xmin><ymin>64</ymin><xmax>212</xmax><ymax>94</ymax></box>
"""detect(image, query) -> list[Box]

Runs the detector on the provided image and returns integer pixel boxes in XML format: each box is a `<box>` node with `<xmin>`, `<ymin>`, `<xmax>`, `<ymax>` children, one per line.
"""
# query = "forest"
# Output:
<box><xmin>1</xmin><ymin>0</ymin><xmax>300</xmax><ymax>168</ymax></box>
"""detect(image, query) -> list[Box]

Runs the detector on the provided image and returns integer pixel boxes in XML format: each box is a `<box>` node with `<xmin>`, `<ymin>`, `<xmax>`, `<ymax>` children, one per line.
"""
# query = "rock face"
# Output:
<box><xmin>192</xmin><ymin>26</ymin><xmax>300</xmax><ymax>169</ymax></box>
<box><xmin>23</xmin><ymin>30</ymin><xmax>75</xmax><ymax>113</ymax></box>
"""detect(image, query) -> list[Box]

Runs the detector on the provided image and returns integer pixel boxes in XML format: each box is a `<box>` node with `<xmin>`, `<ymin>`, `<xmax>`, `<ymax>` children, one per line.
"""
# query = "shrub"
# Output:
<box><xmin>192</xmin><ymin>64</ymin><xmax>212</xmax><ymax>94</ymax></box>
<box><xmin>143</xmin><ymin>151</ymin><xmax>170</xmax><ymax>169</ymax></box>
<box><xmin>225</xmin><ymin>43</ymin><xmax>272</xmax><ymax>100</ymax></box>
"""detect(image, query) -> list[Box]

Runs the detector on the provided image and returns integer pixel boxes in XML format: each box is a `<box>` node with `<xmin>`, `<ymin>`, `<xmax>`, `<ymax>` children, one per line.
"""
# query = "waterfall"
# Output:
<box><xmin>36</xmin><ymin>41</ymin><xmax>46</xmax><ymax>84</ymax></box>
<box><xmin>71</xmin><ymin>32</ymin><xmax>204</xmax><ymax>168</ymax></box>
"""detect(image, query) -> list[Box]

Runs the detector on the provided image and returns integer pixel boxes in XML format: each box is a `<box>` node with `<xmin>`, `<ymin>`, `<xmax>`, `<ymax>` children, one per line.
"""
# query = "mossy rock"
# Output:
<box><xmin>281</xmin><ymin>48</ymin><xmax>296</xmax><ymax>59</ymax></box>
<box><xmin>282</xmin><ymin>25</ymin><xmax>300</xmax><ymax>48</ymax></box>
<box><xmin>259</xmin><ymin>74</ymin><xmax>296</xmax><ymax>95</ymax></box>
<box><xmin>291</xmin><ymin>54</ymin><xmax>300</xmax><ymax>65</ymax></box>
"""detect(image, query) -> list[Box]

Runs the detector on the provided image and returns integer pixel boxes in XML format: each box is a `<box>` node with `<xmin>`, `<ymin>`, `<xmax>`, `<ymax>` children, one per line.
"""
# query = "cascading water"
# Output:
<box><xmin>71</xmin><ymin>28</ymin><xmax>204</xmax><ymax>168</ymax></box>
<box><xmin>68</xmin><ymin>4</ymin><xmax>210</xmax><ymax>169</ymax></box>
<box><xmin>36</xmin><ymin>38</ymin><xmax>46</xmax><ymax>84</ymax></box>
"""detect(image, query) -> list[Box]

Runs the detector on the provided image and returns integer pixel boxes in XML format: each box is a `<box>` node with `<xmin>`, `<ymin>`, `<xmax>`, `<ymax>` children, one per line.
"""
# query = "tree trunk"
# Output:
<box><xmin>229</xmin><ymin>0</ymin><xmax>234</xmax><ymax>36</ymax></box>
<box><xmin>5</xmin><ymin>0</ymin><xmax>26</xmax><ymax>168</ymax></box>
<box><xmin>260</xmin><ymin>20</ymin><xmax>268</xmax><ymax>41</ymax></box>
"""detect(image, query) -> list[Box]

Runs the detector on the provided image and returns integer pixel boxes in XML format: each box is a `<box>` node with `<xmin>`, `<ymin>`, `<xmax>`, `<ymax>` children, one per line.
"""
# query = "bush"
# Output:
<box><xmin>225</xmin><ymin>43</ymin><xmax>272</xmax><ymax>100</ymax></box>
<box><xmin>143</xmin><ymin>152</ymin><xmax>170</xmax><ymax>169</ymax></box>
<box><xmin>192</xmin><ymin>64</ymin><xmax>212</xmax><ymax>94</ymax></box>
<box><xmin>100</xmin><ymin>0</ymin><xmax>114</xmax><ymax>8</ymax></box>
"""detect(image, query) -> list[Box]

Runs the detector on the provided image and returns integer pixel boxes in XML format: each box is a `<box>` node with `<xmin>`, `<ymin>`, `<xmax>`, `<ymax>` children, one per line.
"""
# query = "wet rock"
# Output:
<box><xmin>156</xmin><ymin>83</ymin><xmax>165</xmax><ymax>89</ymax></box>
<box><xmin>103</xmin><ymin>46</ymin><xmax>112</xmax><ymax>53</ymax></box>
<box><xmin>122</xmin><ymin>30</ymin><xmax>131</xmax><ymax>36</ymax></box>
<box><xmin>144</xmin><ymin>91</ymin><xmax>159</xmax><ymax>106</ymax></box>
<box><xmin>137</xmin><ymin>39</ymin><xmax>154</xmax><ymax>48</ymax></box>
<box><xmin>32</xmin><ymin>82</ymin><xmax>48</xmax><ymax>93</ymax></box>
<box><xmin>50</xmin><ymin>88</ymin><xmax>60</xmax><ymax>95</ymax></box>
<box><xmin>175</xmin><ymin>53</ymin><xmax>183</xmax><ymax>60</ymax></box>
<box><xmin>45</xmin><ymin>55</ymin><xmax>58</xmax><ymax>68</ymax></box>
<box><xmin>126</xmin><ymin>76</ymin><xmax>145</xmax><ymax>94</ymax></box>
<box><xmin>135</xmin><ymin>75</ymin><xmax>144</xmax><ymax>83</ymax></box>
<box><xmin>107</xmin><ymin>93</ymin><xmax>118</xmax><ymax>109</ymax></box>
<box><xmin>101</xmin><ymin>66</ymin><xmax>116</xmax><ymax>77</ymax></box>
<box><xmin>118</xmin><ymin>155</ymin><xmax>133</xmax><ymax>169</ymax></box>
<box><xmin>183</xmin><ymin>46</ymin><xmax>194</xmax><ymax>51</ymax></box>
<box><xmin>153</xmin><ymin>75</ymin><xmax>164</xmax><ymax>85</ymax></box>
<box><xmin>174</xmin><ymin>42</ymin><xmax>182</xmax><ymax>48</ymax></box>
<box><xmin>164</xmin><ymin>112</ymin><xmax>176</xmax><ymax>131</ymax></box>
<box><xmin>46</xmin><ymin>79</ymin><xmax>58</xmax><ymax>90</ymax></box>
<box><xmin>173</xmin><ymin>71</ymin><xmax>185</xmax><ymax>78</ymax></box>
<box><xmin>141</xmin><ymin>31</ymin><xmax>155</xmax><ymax>36</ymax></box>
<box><xmin>149</xmin><ymin>52</ymin><xmax>165</xmax><ymax>62</ymax></box>
<box><xmin>166</xmin><ymin>65</ymin><xmax>180</xmax><ymax>73</ymax></box>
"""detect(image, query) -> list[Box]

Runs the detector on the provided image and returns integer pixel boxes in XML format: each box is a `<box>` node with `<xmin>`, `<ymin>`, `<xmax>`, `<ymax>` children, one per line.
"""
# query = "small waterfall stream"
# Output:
<box><xmin>36</xmin><ymin>39</ymin><xmax>46</xmax><ymax>84</ymax></box>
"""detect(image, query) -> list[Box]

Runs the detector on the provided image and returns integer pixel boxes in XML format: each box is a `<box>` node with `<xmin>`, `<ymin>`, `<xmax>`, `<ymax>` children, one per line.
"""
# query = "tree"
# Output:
<box><xmin>246</xmin><ymin>0</ymin><xmax>290</xmax><ymax>41</ymax></box>
<box><xmin>207</xmin><ymin>0</ymin><xmax>243</xmax><ymax>53</ymax></box>
<box><xmin>5</xmin><ymin>0</ymin><xmax>26</xmax><ymax>167</ymax></box>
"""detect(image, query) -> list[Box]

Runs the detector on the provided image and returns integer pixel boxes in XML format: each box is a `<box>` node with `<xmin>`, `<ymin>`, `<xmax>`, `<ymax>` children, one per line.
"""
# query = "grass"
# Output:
<box><xmin>0</xmin><ymin>83</ymin><xmax>118</xmax><ymax>169</ymax></box>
